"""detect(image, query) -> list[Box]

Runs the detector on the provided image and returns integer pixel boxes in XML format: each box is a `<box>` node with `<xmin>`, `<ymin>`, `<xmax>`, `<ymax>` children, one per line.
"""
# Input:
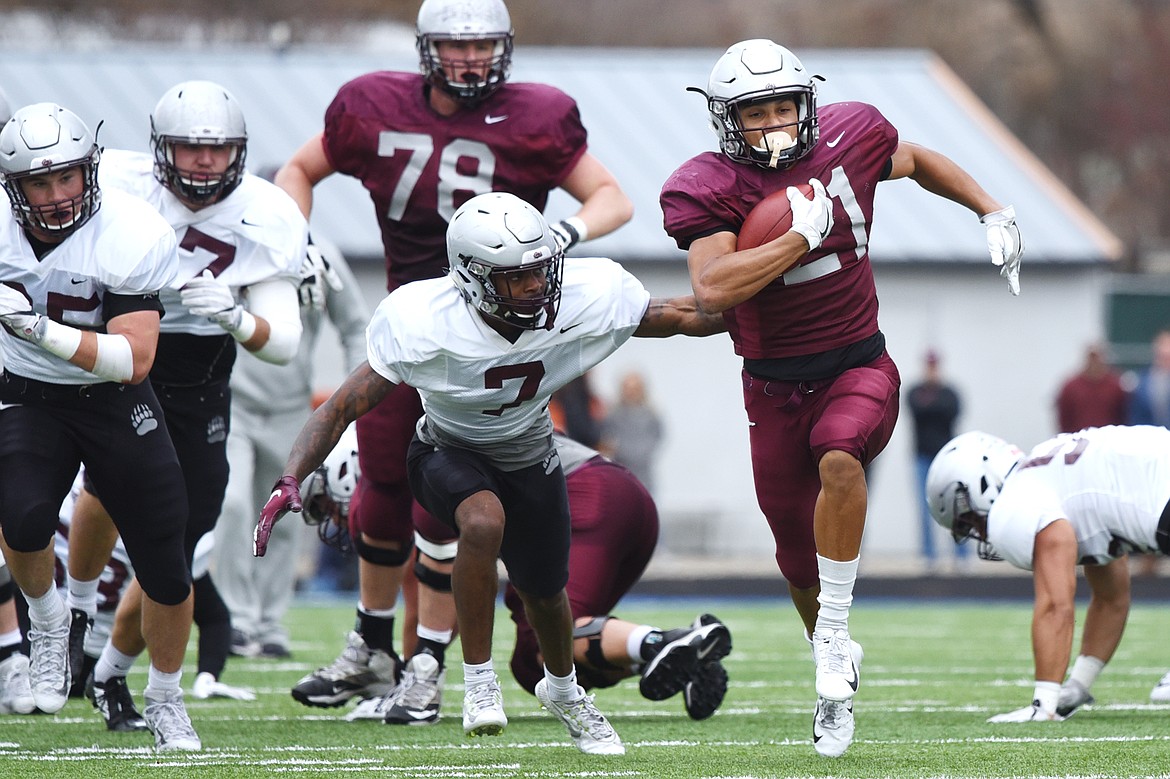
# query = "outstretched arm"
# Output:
<box><xmin>634</xmin><ymin>295</ymin><xmax>727</xmax><ymax>338</ymax></box>
<box><xmin>555</xmin><ymin>152</ymin><xmax>634</xmax><ymax>249</ymax></box>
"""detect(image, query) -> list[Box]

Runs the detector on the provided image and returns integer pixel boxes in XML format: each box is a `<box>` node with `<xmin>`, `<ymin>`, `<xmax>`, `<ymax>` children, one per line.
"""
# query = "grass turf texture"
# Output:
<box><xmin>0</xmin><ymin>600</ymin><xmax>1166</xmax><ymax>778</ymax></box>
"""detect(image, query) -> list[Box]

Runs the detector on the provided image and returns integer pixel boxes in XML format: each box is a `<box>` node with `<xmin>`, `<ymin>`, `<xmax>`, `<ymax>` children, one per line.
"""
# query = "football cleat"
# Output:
<box><xmin>639</xmin><ymin>613</ymin><xmax>732</xmax><ymax>701</ymax></box>
<box><xmin>683</xmin><ymin>659</ymin><xmax>728</xmax><ymax>720</ymax></box>
<box><xmin>93</xmin><ymin>676</ymin><xmax>149</xmax><ymax>732</ymax></box>
<box><xmin>811</xmin><ymin>628</ymin><xmax>859</xmax><ymax>701</ymax></box>
<box><xmin>385</xmin><ymin>653</ymin><xmax>444</xmax><ymax>725</ymax></box>
<box><xmin>67</xmin><ymin>608</ymin><xmax>92</xmax><ymax>698</ymax></box>
<box><xmin>535</xmin><ymin>678</ymin><xmax>624</xmax><ymax>755</ymax></box>
<box><xmin>229</xmin><ymin>628</ymin><xmax>260</xmax><ymax>658</ymax></box>
<box><xmin>291</xmin><ymin>631</ymin><xmax>399</xmax><ymax>708</ymax></box>
<box><xmin>0</xmin><ymin>653</ymin><xmax>36</xmax><ymax>714</ymax></box>
<box><xmin>345</xmin><ymin>687</ymin><xmax>401</xmax><ymax>721</ymax></box>
<box><xmin>143</xmin><ymin>688</ymin><xmax>201</xmax><ymax>751</ymax></box>
<box><xmin>1056</xmin><ymin>679</ymin><xmax>1095</xmax><ymax>718</ymax></box>
<box><xmin>27</xmin><ymin>611</ymin><xmax>71</xmax><ymax>713</ymax></box>
<box><xmin>813</xmin><ymin>695</ymin><xmax>855</xmax><ymax>758</ymax></box>
<box><xmin>463</xmin><ymin>676</ymin><xmax>507</xmax><ymax>737</ymax></box>
<box><xmin>1151</xmin><ymin>671</ymin><xmax>1170</xmax><ymax>703</ymax></box>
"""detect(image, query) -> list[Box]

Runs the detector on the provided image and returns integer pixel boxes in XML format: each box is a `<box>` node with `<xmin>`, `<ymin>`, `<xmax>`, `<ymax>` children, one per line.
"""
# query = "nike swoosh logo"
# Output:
<box><xmin>845</xmin><ymin>662</ymin><xmax>859</xmax><ymax>691</ymax></box>
<box><xmin>825</xmin><ymin>131</ymin><xmax>846</xmax><ymax>148</ymax></box>
<box><xmin>70</xmin><ymin>278</ymin><xmax>86</xmax><ymax>285</ymax></box>
<box><xmin>559</xmin><ymin>322</ymin><xmax>582</xmax><ymax>334</ymax></box>
<box><xmin>484</xmin><ymin>115</ymin><xmax>508</xmax><ymax>124</ymax></box>
<box><xmin>241</xmin><ymin>218</ymin><xmax>261</xmax><ymax>227</ymax></box>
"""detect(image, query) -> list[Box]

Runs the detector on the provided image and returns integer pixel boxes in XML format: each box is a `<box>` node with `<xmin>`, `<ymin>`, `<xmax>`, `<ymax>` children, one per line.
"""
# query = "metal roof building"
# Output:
<box><xmin>0</xmin><ymin>45</ymin><xmax>1121</xmax><ymax>266</ymax></box>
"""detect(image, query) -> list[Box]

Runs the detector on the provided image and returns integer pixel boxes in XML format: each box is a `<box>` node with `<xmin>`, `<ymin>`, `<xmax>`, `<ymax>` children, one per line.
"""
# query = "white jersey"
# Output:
<box><xmin>99</xmin><ymin>150</ymin><xmax>306</xmax><ymax>335</ymax></box>
<box><xmin>367</xmin><ymin>257</ymin><xmax>650</xmax><ymax>470</ymax></box>
<box><xmin>0</xmin><ymin>188</ymin><xmax>178</xmax><ymax>384</ymax></box>
<box><xmin>987</xmin><ymin>425</ymin><xmax>1170</xmax><ymax>569</ymax></box>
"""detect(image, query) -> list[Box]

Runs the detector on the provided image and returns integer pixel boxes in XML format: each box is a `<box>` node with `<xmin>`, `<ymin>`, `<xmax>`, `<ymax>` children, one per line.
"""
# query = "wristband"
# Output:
<box><xmin>562</xmin><ymin>216</ymin><xmax>588</xmax><ymax>245</ymax></box>
<box><xmin>227</xmin><ymin>309</ymin><xmax>258</xmax><ymax>343</ymax></box>
<box><xmin>38</xmin><ymin>319</ymin><xmax>83</xmax><ymax>361</ymax></box>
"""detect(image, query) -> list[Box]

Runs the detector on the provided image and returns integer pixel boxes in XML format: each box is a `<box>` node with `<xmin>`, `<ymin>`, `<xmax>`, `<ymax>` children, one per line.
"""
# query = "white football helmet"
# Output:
<box><xmin>447</xmin><ymin>191</ymin><xmax>563</xmax><ymax>330</ymax></box>
<box><xmin>925</xmin><ymin>431</ymin><xmax>1023</xmax><ymax>559</ymax></box>
<box><xmin>301</xmin><ymin>424</ymin><xmax>360</xmax><ymax>552</ymax></box>
<box><xmin>0</xmin><ymin>102</ymin><xmax>102</xmax><ymax>236</ymax></box>
<box><xmin>416</xmin><ymin>0</ymin><xmax>514</xmax><ymax>105</ymax></box>
<box><xmin>692</xmin><ymin>39</ymin><xmax>822</xmax><ymax>169</ymax></box>
<box><xmin>150</xmin><ymin>80</ymin><xmax>248</xmax><ymax>206</ymax></box>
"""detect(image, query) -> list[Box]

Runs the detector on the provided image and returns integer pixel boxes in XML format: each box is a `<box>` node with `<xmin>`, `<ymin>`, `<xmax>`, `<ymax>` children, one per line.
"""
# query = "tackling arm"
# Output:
<box><xmin>633</xmin><ymin>295</ymin><xmax>727</xmax><ymax>338</ymax></box>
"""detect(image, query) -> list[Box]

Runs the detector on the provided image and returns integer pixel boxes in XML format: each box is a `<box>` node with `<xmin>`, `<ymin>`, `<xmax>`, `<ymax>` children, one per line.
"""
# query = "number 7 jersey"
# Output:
<box><xmin>323</xmin><ymin>71</ymin><xmax>588</xmax><ymax>292</ymax></box>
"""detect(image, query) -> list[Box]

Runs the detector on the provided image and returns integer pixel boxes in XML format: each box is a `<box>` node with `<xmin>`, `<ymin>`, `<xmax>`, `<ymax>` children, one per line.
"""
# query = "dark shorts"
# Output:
<box><xmin>350</xmin><ymin>382</ymin><xmax>425</xmax><ymax>546</ymax></box>
<box><xmin>743</xmin><ymin>351</ymin><xmax>900</xmax><ymax>589</ymax></box>
<box><xmin>406</xmin><ymin>436</ymin><xmax>571</xmax><ymax>598</ymax></box>
<box><xmin>505</xmin><ymin>459</ymin><xmax>659</xmax><ymax>693</ymax></box>
<box><xmin>0</xmin><ymin>372</ymin><xmax>191</xmax><ymax>605</ymax></box>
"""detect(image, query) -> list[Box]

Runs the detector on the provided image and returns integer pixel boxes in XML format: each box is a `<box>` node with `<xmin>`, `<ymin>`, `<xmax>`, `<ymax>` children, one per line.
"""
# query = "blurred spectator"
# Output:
<box><xmin>550</xmin><ymin>372</ymin><xmax>605</xmax><ymax>447</ymax></box>
<box><xmin>599</xmin><ymin>371</ymin><xmax>664</xmax><ymax>494</ymax></box>
<box><xmin>1126</xmin><ymin>329</ymin><xmax>1170</xmax><ymax>577</ymax></box>
<box><xmin>1055</xmin><ymin>342</ymin><xmax>1128</xmax><ymax>433</ymax></box>
<box><xmin>907</xmin><ymin>349</ymin><xmax>967</xmax><ymax>572</ymax></box>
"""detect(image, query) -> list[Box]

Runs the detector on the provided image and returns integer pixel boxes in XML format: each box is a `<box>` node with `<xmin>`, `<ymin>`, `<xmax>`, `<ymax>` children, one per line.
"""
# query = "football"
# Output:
<box><xmin>737</xmin><ymin>182</ymin><xmax>816</xmax><ymax>250</ymax></box>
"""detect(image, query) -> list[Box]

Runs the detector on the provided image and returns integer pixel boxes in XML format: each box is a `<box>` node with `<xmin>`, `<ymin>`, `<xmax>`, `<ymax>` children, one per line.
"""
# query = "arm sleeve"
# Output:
<box><xmin>244</xmin><ymin>278</ymin><xmax>303</xmax><ymax>364</ymax></box>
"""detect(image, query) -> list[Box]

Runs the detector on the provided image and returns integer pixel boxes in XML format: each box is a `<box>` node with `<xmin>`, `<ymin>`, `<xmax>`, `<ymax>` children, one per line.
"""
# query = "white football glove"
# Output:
<box><xmin>987</xmin><ymin>701</ymin><xmax>1064</xmax><ymax>723</ymax></box>
<box><xmin>981</xmin><ymin>205</ymin><xmax>1023</xmax><ymax>296</ymax></box>
<box><xmin>180</xmin><ymin>270</ymin><xmax>244</xmax><ymax>330</ymax></box>
<box><xmin>0</xmin><ymin>284</ymin><xmax>47</xmax><ymax>342</ymax></box>
<box><xmin>298</xmin><ymin>241</ymin><xmax>343</xmax><ymax>311</ymax></box>
<box><xmin>787</xmin><ymin>178</ymin><xmax>834</xmax><ymax>251</ymax></box>
<box><xmin>549</xmin><ymin>218</ymin><xmax>585</xmax><ymax>252</ymax></box>
<box><xmin>191</xmin><ymin>671</ymin><xmax>256</xmax><ymax>701</ymax></box>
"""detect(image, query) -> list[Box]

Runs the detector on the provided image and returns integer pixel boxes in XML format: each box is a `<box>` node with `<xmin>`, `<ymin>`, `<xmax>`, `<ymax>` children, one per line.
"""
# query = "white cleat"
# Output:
<box><xmin>813</xmin><ymin>695</ymin><xmax>855</xmax><ymax>758</ymax></box>
<box><xmin>463</xmin><ymin>676</ymin><xmax>507</xmax><ymax>737</ymax></box>
<box><xmin>535</xmin><ymin>678</ymin><xmax>624</xmax><ymax>755</ymax></box>
<box><xmin>811</xmin><ymin>628</ymin><xmax>860</xmax><ymax>701</ymax></box>
<box><xmin>1151</xmin><ymin>671</ymin><xmax>1170</xmax><ymax>703</ymax></box>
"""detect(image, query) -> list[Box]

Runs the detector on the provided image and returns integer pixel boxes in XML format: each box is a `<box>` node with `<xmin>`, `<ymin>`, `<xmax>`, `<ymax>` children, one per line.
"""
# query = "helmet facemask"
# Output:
<box><xmin>150</xmin><ymin>80</ymin><xmax>249</xmax><ymax>207</ymax></box>
<box><xmin>948</xmin><ymin>485</ymin><xmax>1001</xmax><ymax>561</ymax></box>
<box><xmin>152</xmin><ymin>136</ymin><xmax>247</xmax><ymax>207</ymax></box>
<box><xmin>455</xmin><ymin>250</ymin><xmax>563</xmax><ymax>331</ymax></box>
<box><xmin>300</xmin><ymin>430</ymin><xmax>360</xmax><ymax>554</ymax></box>
<box><xmin>416</xmin><ymin>0</ymin><xmax>514</xmax><ymax>106</ymax></box>
<box><xmin>717</xmin><ymin>89</ymin><xmax>819</xmax><ymax>169</ymax></box>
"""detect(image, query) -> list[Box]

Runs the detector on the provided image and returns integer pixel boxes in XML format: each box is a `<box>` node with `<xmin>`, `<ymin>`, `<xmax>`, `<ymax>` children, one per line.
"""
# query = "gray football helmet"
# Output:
<box><xmin>0</xmin><ymin>102</ymin><xmax>102</xmax><ymax>236</ymax></box>
<box><xmin>692</xmin><ymin>39</ymin><xmax>822</xmax><ymax>169</ymax></box>
<box><xmin>447</xmin><ymin>192</ymin><xmax>563</xmax><ymax>331</ymax></box>
<box><xmin>925</xmin><ymin>431</ymin><xmax>1023</xmax><ymax>560</ymax></box>
<box><xmin>301</xmin><ymin>424</ymin><xmax>360</xmax><ymax>552</ymax></box>
<box><xmin>150</xmin><ymin>80</ymin><xmax>248</xmax><ymax>205</ymax></box>
<box><xmin>416</xmin><ymin>0</ymin><xmax>514</xmax><ymax>105</ymax></box>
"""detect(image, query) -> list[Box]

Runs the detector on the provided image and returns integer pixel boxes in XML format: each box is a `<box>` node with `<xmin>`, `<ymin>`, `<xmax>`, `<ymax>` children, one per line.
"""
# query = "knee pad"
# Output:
<box><xmin>414</xmin><ymin>531</ymin><xmax>457</xmax><ymax>563</ymax></box>
<box><xmin>354</xmin><ymin>533</ymin><xmax>414</xmax><ymax>567</ymax></box>
<box><xmin>572</xmin><ymin>616</ymin><xmax>625</xmax><ymax>673</ymax></box>
<box><xmin>413</xmin><ymin>558</ymin><xmax>452</xmax><ymax>593</ymax></box>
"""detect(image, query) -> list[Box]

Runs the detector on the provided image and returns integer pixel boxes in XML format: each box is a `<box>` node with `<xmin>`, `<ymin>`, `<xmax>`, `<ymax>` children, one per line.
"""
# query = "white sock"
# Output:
<box><xmin>417</xmin><ymin>624</ymin><xmax>453</xmax><ymax>644</ymax></box>
<box><xmin>145</xmin><ymin>665</ymin><xmax>182</xmax><ymax>698</ymax></box>
<box><xmin>626</xmin><ymin>625</ymin><xmax>654</xmax><ymax>663</ymax></box>
<box><xmin>463</xmin><ymin>659</ymin><xmax>495</xmax><ymax>689</ymax></box>
<box><xmin>814</xmin><ymin>554</ymin><xmax>859</xmax><ymax>633</ymax></box>
<box><xmin>543</xmin><ymin>665</ymin><xmax>579</xmax><ymax>701</ymax></box>
<box><xmin>94</xmin><ymin>644</ymin><xmax>139</xmax><ymax>685</ymax></box>
<box><xmin>1068</xmin><ymin>655</ymin><xmax>1106</xmax><ymax>689</ymax></box>
<box><xmin>66</xmin><ymin>575</ymin><xmax>100</xmax><ymax>616</ymax></box>
<box><xmin>0</xmin><ymin>628</ymin><xmax>21</xmax><ymax>649</ymax></box>
<box><xmin>357</xmin><ymin>603</ymin><xmax>396</xmax><ymax>619</ymax></box>
<box><xmin>25</xmin><ymin>588</ymin><xmax>67</xmax><ymax>629</ymax></box>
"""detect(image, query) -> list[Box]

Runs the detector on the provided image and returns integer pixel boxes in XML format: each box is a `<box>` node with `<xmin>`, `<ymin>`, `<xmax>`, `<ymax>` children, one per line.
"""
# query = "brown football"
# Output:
<box><xmin>737</xmin><ymin>182</ymin><xmax>816</xmax><ymax>250</ymax></box>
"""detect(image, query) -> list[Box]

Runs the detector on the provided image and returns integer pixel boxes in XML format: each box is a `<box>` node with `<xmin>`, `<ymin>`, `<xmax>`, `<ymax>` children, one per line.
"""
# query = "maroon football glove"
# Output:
<box><xmin>254</xmin><ymin>475</ymin><xmax>303</xmax><ymax>557</ymax></box>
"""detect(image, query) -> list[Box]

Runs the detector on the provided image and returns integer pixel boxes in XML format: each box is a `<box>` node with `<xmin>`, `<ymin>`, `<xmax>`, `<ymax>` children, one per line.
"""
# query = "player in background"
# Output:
<box><xmin>60</xmin><ymin>81</ymin><xmax>305</xmax><ymax>732</ymax></box>
<box><xmin>926</xmin><ymin>425</ymin><xmax>1170</xmax><ymax>721</ymax></box>
<box><xmin>275</xmin><ymin>0</ymin><xmax>633</xmax><ymax>706</ymax></box>
<box><xmin>339</xmin><ymin>432</ymin><xmax>732</xmax><ymax>725</ymax></box>
<box><xmin>660</xmin><ymin>39</ymin><xmax>1023</xmax><ymax>757</ymax></box>
<box><xmin>254</xmin><ymin>192</ymin><xmax>724</xmax><ymax>754</ymax></box>
<box><xmin>0</xmin><ymin>102</ymin><xmax>198</xmax><ymax>748</ymax></box>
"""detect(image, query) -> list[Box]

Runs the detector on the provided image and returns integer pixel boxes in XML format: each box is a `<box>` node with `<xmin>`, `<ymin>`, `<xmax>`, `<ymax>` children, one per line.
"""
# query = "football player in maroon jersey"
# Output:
<box><xmin>274</xmin><ymin>0</ymin><xmax>633</xmax><ymax>710</ymax></box>
<box><xmin>660</xmin><ymin>39</ymin><xmax>1024</xmax><ymax>758</ymax></box>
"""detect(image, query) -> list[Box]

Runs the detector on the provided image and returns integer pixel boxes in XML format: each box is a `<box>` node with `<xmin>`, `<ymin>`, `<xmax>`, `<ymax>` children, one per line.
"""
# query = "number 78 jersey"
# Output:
<box><xmin>366</xmin><ymin>258</ymin><xmax>649</xmax><ymax>471</ymax></box>
<box><xmin>324</xmin><ymin>72</ymin><xmax>587</xmax><ymax>292</ymax></box>
<box><xmin>988</xmin><ymin>425</ymin><xmax>1170</xmax><ymax>569</ymax></box>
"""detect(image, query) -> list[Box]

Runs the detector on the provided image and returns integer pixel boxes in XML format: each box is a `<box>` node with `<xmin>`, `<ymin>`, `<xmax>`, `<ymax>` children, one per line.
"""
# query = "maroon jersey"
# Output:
<box><xmin>324</xmin><ymin>72</ymin><xmax>588</xmax><ymax>292</ymax></box>
<box><xmin>660</xmin><ymin>102</ymin><xmax>898</xmax><ymax>359</ymax></box>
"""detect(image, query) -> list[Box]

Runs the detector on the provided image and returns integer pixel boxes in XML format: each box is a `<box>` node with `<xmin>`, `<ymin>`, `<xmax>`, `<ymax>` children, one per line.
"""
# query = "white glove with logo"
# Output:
<box><xmin>191</xmin><ymin>671</ymin><xmax>256</xmax><ymax>701</ymax></box>
<box><xmin>181</xmin><ymin>270</ymin><xmax>244</xmax><ymax>331</ymax></box>
<box><xmin>298</xmin><ymin>241</ymin><xmax>343</xmax><ymax>311</ymax></box>
<box><xmin>987</xmin><ymin>701</ymin><xmax>1064</xmax><ymax>723</ymax></box>
<box><xmin>0</xmin><ymin>284</ymin><xmax>46</xmax><ymax>342</ymax></box>
<box><xmin>981</xmin><ymin>205</ymin><xmax>1024</xmax><ymax>296</ymax></box>
<box><xmin>549</xmin><ymin>217</ymin><xmax>587</xmax><ymax>253</ymax></box>
<box><xmin>787</xmin><ymin>178</ymin><xmax>834</xmax><ymax>251</ymax></box>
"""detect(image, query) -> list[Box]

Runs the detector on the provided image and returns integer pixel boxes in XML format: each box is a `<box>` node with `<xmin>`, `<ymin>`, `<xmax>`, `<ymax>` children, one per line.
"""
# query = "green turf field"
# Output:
<box><xmin>1</xmin><ymin>598</ymin><xmax>1166</xmax><ymax>778</ymax></box>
